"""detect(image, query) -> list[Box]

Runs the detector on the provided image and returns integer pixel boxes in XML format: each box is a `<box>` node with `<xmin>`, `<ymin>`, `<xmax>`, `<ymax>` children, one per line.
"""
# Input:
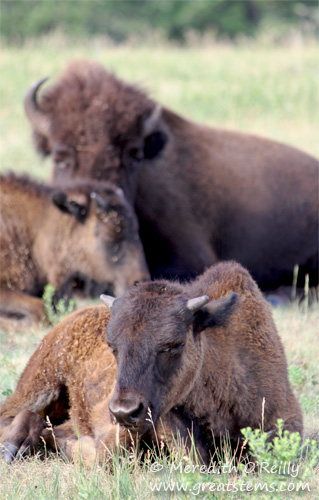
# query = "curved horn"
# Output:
<box><xmin>24</xmin><ymin>77</ymin><xmax>50</xmax><ymax>137</ymax></box>
<box><xmin>186</xmin><ymin>295</ymin><xmax>210</xmax><ymax>313</ymax></box>
<box><xmin>100</xmin><ymin>294</ymin><xmax>116</xmax><ymax>309</ymax></box>
<box><xmin>143</xmin><ymin>104</ymin><xmax>162</xmax><ymax>136</ymax></box>
<box><xmin>91</xmin><ymin>192</ymin><xmax>107</xmax><ymax>210</ymax></box>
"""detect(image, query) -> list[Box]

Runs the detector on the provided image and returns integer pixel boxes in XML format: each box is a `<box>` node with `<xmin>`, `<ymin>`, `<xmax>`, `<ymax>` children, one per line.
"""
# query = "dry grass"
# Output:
<box><xmin>0</xmin><ymin>35</ymin><xmax>318</xmax><ymax>180</ymax></box>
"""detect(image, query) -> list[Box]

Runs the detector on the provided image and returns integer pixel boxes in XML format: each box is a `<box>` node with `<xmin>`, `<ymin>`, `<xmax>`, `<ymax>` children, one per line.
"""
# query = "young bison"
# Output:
<box><xmin>24</xmin><ymin>60</ymin><xmax>318</xmax><ymax>290</ymax></box>
<box><xmin>0</xmin><ymin>262</ymin><xmax>302</xmax><ymax>465</ymax></box>
<box><xmin>0</xmin><ymin>173</ymin><xmax>149</xmax><ymax>326</ymax></box>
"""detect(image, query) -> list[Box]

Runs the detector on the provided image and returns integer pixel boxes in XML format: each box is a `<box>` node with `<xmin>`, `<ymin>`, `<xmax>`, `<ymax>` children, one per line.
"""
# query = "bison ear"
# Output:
<box><xmin>192</xmin><ymin>292</ymin><xmax>238</xmax><ymax>336</ymax></box>
<box><xmin>140</xmin><ymin>105</ymin><xmax>167</xmax><ymax>160</ymax></box>
<box><xmin>143</xmin><ymin>130</ymin><xmax>168</xmax><ymax>160</ymax></box>
<box><xmin>52</xmin><ymin>192</ymin><xmax>88</xmax><ymax>222</ymax></box>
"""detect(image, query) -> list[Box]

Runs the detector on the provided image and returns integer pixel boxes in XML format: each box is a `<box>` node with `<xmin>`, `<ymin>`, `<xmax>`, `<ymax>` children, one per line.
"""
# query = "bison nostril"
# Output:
<box><xmin>110</xmin><ymin>400</ymin><xmax>145</xmax><ymax>426</ymax></box>
<box><xmin>129</xmin><ymin>402</ymin><xmax>144</xmax><ymax>423</ymax></box>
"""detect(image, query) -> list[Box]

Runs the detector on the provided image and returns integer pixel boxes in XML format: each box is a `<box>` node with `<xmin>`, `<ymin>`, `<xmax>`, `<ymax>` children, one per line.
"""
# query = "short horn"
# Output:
<box><xmin>143</xmin><ymin>104</ymin><xmax>162</xmax><ymax>136</ymax></box>
<box><xmin>24</xmin><ymin>77</ymin><xmax>50</xmax><ymax>137</ymax></box>
<box><xmin>186</xmin><ymin>295</ymin><xmax>210</xmax><ymax>313</ymax></box>
<box><xmin>91</xmin><ymin>192</ymin><xmax>107</xmax><ymax>210</ymax></box>
<box><xmin>100</xmin><ymin>294</ymin><xmax>116</xmax><ymax>309</ymax></box>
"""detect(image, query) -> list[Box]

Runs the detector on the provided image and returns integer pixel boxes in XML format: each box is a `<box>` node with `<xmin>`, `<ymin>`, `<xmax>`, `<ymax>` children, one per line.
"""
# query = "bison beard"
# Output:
<box><xmin>0</xmin><ymin>262</ymin><xmax>302</xmax><ymax>465</ymax></box>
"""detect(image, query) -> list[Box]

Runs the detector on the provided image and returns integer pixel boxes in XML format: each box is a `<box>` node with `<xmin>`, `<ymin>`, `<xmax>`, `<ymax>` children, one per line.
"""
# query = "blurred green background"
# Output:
<box><xmin>0</xmin><ymin>1</ymin><xmax>318</xmax><ymax>178</ymax></box>
<box><xmin>1</xmin><ymin>0</ymin><xmax>318</xmax><ymax>44</ymax></box>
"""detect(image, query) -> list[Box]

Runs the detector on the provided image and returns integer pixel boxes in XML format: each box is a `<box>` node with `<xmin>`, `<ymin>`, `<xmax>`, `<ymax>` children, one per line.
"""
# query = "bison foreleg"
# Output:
<box><xmin>1</xmin><ymin>410</ymin><xmax>44</xmax><ymax>463</ymax></box>
<box><xmin>61</xmin><ymin>435</ymin><xmax>98</xmax><ymax>465</ymax></box>
<box><xmin>58</xmin><ymin>397</ymin><xmax>132</xmax><ymax>465</ymax></box>
<box><xmin>0</xmin><ymin>287</ymin><xmax>47</xmax><ymax>328</ymax></box>
<box><xmin>154</xmin><ymin>411</ymin><xmax>210</xmax><ymax>464</ymax></box>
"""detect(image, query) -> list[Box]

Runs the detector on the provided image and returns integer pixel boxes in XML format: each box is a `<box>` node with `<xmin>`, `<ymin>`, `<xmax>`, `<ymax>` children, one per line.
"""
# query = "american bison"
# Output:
<box><xmin>25</xmin><ymin>60</ymin><xmax>318</xmax><ymax>290</ymax></box>
<box><xmin>0</xmin><ymin>262</ymin><xmax>302</xmax><ymax>465</ymax></box>
<box><xmin>0</xmin><ymin>173</ymin><xmax>149</xmax><ymax>326</ymax></box>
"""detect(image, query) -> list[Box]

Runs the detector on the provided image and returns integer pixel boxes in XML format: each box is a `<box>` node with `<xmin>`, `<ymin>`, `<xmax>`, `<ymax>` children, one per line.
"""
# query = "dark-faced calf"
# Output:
<box><xmin>0</xmin><ymin>173</ymin><xmax>149</xmax><ymax>326</ymax></box>
<box><xmin>0</xmin><ymin>262</ymin><xmax>302</xmax><ymax>464</ymax></box>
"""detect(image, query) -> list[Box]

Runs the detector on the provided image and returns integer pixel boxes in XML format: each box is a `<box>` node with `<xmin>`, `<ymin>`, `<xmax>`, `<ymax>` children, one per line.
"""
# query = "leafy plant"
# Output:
<box><xmin>241</xmin><ymin>419</ymin><xmax>319</xmax><ymax>478</ymax></box>
<box><xmin>42</xmin><ymin>284</ymin><xmax>75</xmax><ymax>326</ymax></box>
<box><xmin>1</xmin><ymin>388</ymin><xmax>13</xmax><ymax>397</ymax></box>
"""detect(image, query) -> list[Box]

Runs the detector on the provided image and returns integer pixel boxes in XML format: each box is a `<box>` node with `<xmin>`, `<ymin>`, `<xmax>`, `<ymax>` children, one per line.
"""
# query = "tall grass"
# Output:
<box><xmin>0</xmin><ymin>34</ymin><xmax>317</xmax><ymax>179</ymax></box>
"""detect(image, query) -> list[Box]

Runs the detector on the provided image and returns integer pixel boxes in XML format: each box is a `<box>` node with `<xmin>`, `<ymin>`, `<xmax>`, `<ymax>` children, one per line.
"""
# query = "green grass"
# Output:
<box><xmin>0</xmin><ymin>301</ymin><xmax>318</xmax><ymax>499</ymax></box>
<box><xmin>0</xmin><ymin>35</ymin><xmax>318</xmax><ymax>179</ymax></box>
<box><xmin>0</xmin><ymin>35</ymin><xmax>318</xmax><ymax>498</ymax></box>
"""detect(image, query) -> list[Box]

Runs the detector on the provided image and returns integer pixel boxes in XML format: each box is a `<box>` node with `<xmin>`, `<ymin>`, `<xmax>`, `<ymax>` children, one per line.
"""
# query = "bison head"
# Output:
<box><xmin>101</xmin><ymin>282</ymin><xmax>238</xmax><ymax>435</ymax></box>
<box><xmin>50</xmin><ymin>180</ymin><xmax>150</xmax><ymax>298</ymax></box>
<box><xmin>24</xmin><ymin>61</ymin><xmax>168</xmax><ymax>201</ymax></box>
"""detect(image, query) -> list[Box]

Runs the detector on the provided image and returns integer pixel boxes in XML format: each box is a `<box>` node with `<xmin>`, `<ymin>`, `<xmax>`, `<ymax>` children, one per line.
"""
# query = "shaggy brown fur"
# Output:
<box><xmin>0</xmin><ymin>262</ymin><xmax>302</xmax><ymax>465</ymax></box>
<box><xmin>0</xmin><ymin>173</ymin><xmax>149</xmax><ymax>326</ymax></box>
<box><xmin>26</xmin><ymin>59</ymin><xmax>318</xmax><ymax>290</ymax></box>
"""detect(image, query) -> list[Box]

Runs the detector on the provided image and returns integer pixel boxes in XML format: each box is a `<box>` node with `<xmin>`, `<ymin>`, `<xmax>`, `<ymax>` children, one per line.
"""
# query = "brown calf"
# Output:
<box><xmin>0</xmin><ymin>173</ymin><xmax>149</xmax><ymax>326</ymax></box>
<box><xmin>0</xmin><ymin>262</ymin><xmax>302</xmax><ymax>464</ymax></box>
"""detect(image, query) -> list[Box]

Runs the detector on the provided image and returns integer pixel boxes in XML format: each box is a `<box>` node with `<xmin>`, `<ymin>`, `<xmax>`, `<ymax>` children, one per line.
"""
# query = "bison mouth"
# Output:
<box><xmin>120</xmin><ymin>421</ymin><xmax>156</xmax><ymax>439</ymax></box>
<box><xmin>69</xmin><ymin>273</ymin><xmax>115</xmax><ymax>298</ymax></box>
<box><xmin>109</xmin><ymin>401</ymin><xmax>158</xmax><ymax>436</ymax></box>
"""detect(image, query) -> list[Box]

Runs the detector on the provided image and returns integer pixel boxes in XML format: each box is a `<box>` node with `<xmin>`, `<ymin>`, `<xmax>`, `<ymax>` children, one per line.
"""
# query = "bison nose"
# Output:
<box><xmin>109</xmin><ymin>399</ymin><xmax>145</xmax><ymax>427</ymax></box>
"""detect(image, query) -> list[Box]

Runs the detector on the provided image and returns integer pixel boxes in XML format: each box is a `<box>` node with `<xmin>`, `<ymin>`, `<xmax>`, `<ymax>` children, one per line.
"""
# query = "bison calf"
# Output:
<box><xmin>0</xmin><ymin>173</ymin><xmax>149</xmax><ymax>326</ymax></box>
<box><xmin>0</xmin><ymin>262</ymin><xmax>302</xmax><ymax>465</ymax></box>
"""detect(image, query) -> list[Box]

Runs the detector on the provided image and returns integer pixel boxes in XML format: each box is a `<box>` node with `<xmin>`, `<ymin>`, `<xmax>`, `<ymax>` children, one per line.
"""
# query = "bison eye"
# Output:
<box><xmin>160</xmin><ymin>342</ymin><xmax>185</xmax><ymax>354</ymax></box>
<box><xmin>106</xmin><ymin>342</ymin><xmax>118</xmax><ymax>356</ymax></box>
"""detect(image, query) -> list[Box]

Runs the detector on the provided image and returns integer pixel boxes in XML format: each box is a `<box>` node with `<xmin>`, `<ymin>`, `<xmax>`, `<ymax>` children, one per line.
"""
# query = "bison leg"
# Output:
<box><xmin>0</xmin><ymin>330</ymin><xmax>70</xmax><ymax>456</ymax></box>
<box><xmin>154</xmin><ymin>411</ymin><xmax>210</xmax><ymax>464</ymax></box>
<box><xmin>61</xmin><ymin>435</ymin><xmax>98</xmax><ymax>465</ymax></box>
<box><xmin>0</xmin><ymin>287</ymin><xmax>47</xmax><ymax>328</ymax></box>
<box><xmin>1</xmin><ymin>410</ymin><xmax>44</xmax><ymax>463</ymax></box>
<box><xmin>58</xmin><ymin>397</ymin><xmax>133</xmax><ymax>465</ymax></box>
<box><xmin>41</xmin><ymin>419</ymin><xmax>76</xmax><ymax>451</ymax></box>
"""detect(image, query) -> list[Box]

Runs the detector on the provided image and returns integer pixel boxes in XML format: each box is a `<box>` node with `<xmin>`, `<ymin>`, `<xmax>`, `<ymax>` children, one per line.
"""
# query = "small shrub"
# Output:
<box><xmin>1</xmin><ymin>388</ymin><xmax>13</xmax><ymax>397</ymax></box>
<box><xmin>241</xmin><ymin>419</ymin><xmax>319</xmax><ymax>478</ymax></box>
<box><xmin>42</xmin><ymin>284</ymin><xmax>75</xmax><ymax>326</ymax></box>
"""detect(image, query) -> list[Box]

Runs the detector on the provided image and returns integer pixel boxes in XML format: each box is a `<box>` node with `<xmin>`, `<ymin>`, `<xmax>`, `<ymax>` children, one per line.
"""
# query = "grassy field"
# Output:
<box><xmin>0</xmin><ymin>35</ymin><xmax>318</xmax><ymax>177</ymax></box>
<box><xmin>0</xmin><ymin>36</ymin><xmax>318</xmax><ymax>498</ymax></box>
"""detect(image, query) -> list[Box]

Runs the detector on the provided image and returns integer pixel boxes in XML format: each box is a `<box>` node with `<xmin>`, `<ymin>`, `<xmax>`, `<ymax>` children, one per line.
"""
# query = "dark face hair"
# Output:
<box><xmin>104</xmin><ymin>283</ymin><xmax>238</xmax><ymax>434</ymax></box>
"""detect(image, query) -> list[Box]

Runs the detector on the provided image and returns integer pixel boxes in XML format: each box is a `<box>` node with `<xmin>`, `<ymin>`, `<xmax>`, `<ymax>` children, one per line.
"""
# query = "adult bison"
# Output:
<box><xmin>25</xmin><ymin>60</ymin><xmax>319</xmax><ymax>289</ymax></box>
<box><xmin>0</xmin><ymin>173</ymin><xmax>149</xmax><ymax>326</ymax></box>
<box><xmin>0</xmin><ymin>262</ymin><xmax>302</xmax><ymax>465</ymax></box>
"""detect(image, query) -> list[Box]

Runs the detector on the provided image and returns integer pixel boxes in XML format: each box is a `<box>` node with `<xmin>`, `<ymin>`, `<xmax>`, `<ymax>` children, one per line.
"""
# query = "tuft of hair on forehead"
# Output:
<box><xmin>128</xmin><ymin>279</ymin><xmax>184</xmax><ymax>300</ymax></box>
<box><xmin>112</xmin><ymin>279</ymin><xmax>189</xmax><ymax>321</ymax></box>
<box><xmin>40</xmin><ymin>60</ymin><xmax>155</xmax><ymax>130</ymax></box>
